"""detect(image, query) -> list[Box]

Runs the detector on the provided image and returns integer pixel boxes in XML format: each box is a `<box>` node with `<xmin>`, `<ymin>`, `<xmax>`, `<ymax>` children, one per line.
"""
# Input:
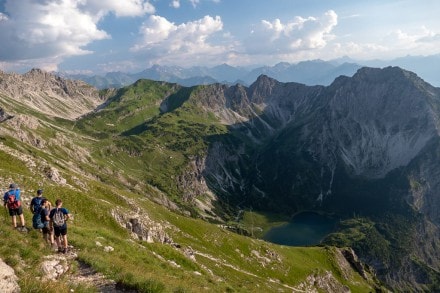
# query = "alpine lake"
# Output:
<box><xmin>262</xmin><ymin>211</ymin><xmax>338</xmax><ymax>246</ymax></box>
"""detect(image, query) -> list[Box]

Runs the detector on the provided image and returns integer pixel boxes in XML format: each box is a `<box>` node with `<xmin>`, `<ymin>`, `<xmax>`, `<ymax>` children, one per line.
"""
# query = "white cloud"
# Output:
<box><xmin>0</xmin><ymin>1</ymin><xmax>108</xmax><ymax>61</ymax></box>
<box><xmin>0</xmin><ymin>0</ymin><xmax>155</xmax><ymax>71</ymax></box>
<box><xmin>386</xmin><ymin>26</ymin><xmax>440</xmax><ymax>49</ymax></box>
<box><xmin>300</xmin><ymin>25</ymin><xmax>440</xmax><ymax>62</ymax></box>
<box><xmin>173</xmin><ymin>0</ymin><xmax>220</xmax><ymax>9</ymax></box>
<box><xmin>170</xmin><ymin>0</ymin><xmax>180</xmax><ymax>9</ymax></box>
<box><xmin>189</xmin><ymin>0</ymin><xmax>200</xmax><ymax>8</ymax></box>
<box><xmin>356</xmin><ymin>26</ymin><xmax>440</xmax><ymax>59</ymax></box>
<box><xmin>131</xmin><ymin>15</ymin><xmax>231</xmax><ymax>66</ymax></box>
<box><xmin>0</xmin><ymin>57</ymin><xmax>62</xmax><ymax>73</ymax></box>
<box><xmin>245</xmin><ymin>10</ymin><xmax>338</xmax><ymax>55</ymax></box>
<box><xmin>0</xmin><ymin>13</ymin><xmax>8</xmax><ymax>21</ymax></box>
<box><xmin>86</xmin><ymin>0</ymin><xmax>155</xmax><ymax>18</ymax></box>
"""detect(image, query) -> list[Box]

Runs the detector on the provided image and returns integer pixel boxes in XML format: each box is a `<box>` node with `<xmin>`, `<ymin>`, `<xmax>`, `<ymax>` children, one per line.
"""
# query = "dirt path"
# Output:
<box><xmin>43</xmin><ymin>246</ymin><xmax>136</xmax><ymax>293</ymax></box>
<box><xmin>72</xmin><ymin>260</ymin><xmax>137</xmax><ymax>293</ymax></box>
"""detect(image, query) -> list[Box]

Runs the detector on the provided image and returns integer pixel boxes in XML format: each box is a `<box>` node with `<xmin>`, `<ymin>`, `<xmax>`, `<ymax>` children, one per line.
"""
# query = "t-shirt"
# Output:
<box><xmin>49</xmin><ymin>207</ymin><xmax>69</xmax><ymax>228</ymax></box>
<box><xmin>40</xmin><ymin>207</ymin><xmax>50</xmax><ymax>227</ymax></box>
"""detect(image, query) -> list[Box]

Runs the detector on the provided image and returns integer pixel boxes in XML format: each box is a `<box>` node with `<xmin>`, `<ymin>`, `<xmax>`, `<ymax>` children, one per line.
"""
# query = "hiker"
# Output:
<box><xmin>40</xmin><ymin>198</ymin><xmax>55</xmax><ymax>247</ymax></box>
<box><xmin>49</xmin><ymin>199</ymin><xmax>70</xmax><ymax>253</ymax></box>
<box><xmin>3</xmin><ymin>183</ymin><xmax>26</xmax><ymax>231</ymax></box>
<box><xmin>30</xmin><ymin>189</ymin><xmax>45</xmax><ymax>214</ymax></box>
<box><xmin>30</xmin><ymin>189</ymin><xmax>52</xmax><ymax>231</ymax></box>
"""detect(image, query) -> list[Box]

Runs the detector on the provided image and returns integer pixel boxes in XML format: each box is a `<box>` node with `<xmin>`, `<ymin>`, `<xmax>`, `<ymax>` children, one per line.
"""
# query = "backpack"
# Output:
<box><xmin>32</xmin><ymin>212</ymin><xmax>44</xmax><ymax>229</ymax></box>
<box><xmin>31</xmin><ymin>197</ymin><xmax>45</xmax><ymax>214</ymax></box>
<box><xmin>6</xmin><ymin>192</ymin><xmax>20</xmax><ymax>209</ymax></box>
<box><xmin>52</xmin><ymin>208</ymin><xmax>65</xmax><ymax>227</ymax></box>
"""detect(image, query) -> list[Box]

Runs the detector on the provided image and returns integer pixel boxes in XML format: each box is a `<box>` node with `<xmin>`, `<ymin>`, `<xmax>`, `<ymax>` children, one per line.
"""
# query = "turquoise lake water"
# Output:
<box><xmin>263</xmin><ymin>212</ymin><xmax>338</xmax><ymax>246</ymax></box>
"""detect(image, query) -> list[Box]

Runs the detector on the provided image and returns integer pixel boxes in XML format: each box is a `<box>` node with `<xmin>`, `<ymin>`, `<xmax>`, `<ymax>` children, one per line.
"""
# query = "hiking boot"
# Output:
<box><xmin>58</xmin><ymin>247</ymin><xmax>64</xmax><ymax>253</ymax></box>
<box><xmin>62</xmin><ymin>248</ymin><xmax>67</xmax><ymax>254</ymax></box>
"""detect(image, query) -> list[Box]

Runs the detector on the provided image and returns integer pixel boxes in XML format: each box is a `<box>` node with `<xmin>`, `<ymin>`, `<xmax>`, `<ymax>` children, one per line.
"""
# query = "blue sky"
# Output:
<box><xmin>1</xmin><ymin>0</ymin><xmax>440</xmax><ymax>74</ymax></box>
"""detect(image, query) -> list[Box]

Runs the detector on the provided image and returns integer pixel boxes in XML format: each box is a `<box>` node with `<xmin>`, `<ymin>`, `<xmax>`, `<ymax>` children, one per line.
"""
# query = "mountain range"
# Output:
<box><xmin>1</xmin><ymin>66</ymin><xmax>440</xmax><ymax>291</ymax></box>
<box><xmin>60</xmin><ymin>54</ymin><xmax>440</xmax><ymax>90</ymax></box>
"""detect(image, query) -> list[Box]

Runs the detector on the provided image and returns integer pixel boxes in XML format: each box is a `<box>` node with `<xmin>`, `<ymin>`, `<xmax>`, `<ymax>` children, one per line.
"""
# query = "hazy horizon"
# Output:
<box><xmin>1</xmin><ymin>1</ymin><xmax>440</xmax><ymax>75</ymax></box>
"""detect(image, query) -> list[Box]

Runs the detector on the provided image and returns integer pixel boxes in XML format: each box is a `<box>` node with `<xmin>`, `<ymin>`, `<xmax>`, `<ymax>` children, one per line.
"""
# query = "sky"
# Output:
<box><xmin>1</xmin><ymin>0</ymin><xmax>440</xmax><ymax>75</ymax></box>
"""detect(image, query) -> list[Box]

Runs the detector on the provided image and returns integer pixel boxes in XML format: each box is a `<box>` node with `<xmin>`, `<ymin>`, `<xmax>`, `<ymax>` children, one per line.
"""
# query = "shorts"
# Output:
<box><xmin>42</xmin><ymin>226</ymin><xmax>52</xmax><ymax>235</ymax></box>
<box><xmin>54</xmin><ymin>225</ymin><xmax>67</xmax><ymax>237</ymax></box>
<box><xmin>8</xmin><ymin>206</ymin><xmax>23</xmax><ymax>216</ymax></box>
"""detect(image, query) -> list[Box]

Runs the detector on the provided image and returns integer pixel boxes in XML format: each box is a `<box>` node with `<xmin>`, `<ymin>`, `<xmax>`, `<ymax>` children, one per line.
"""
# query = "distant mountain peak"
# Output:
<box><xmin>350</xmin><ymin>66</ymin><xmax>427</xmax><ymax>89</ymax></box>
<box><xmin>0</xmin><ymin>69</ymin><xmax>103</xmax><ymax>119</ymax></box>
<box><xmin>249</xmin><ymin>74</ymin><xmax>279</xmax><ymax>95</ymax></box>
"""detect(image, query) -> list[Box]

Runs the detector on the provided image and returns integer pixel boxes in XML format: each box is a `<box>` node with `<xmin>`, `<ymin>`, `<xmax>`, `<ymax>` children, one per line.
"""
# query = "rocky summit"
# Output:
<box><xmin>162</xmin><ymin>66</ymin><xmax>440</xmax><ymax>291</ymax></box>
<box><xmin>0</xmin><ymin>66</ymin><xmax>439</xmax><ymax>292</ymax></box>
<box><xmin>0</xmin><ymin>68</ymin><xmax>105</xmax><ymax>119</ymax></box>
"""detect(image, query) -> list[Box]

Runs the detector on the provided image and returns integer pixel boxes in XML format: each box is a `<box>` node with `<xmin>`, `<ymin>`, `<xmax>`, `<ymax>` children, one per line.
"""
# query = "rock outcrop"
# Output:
<box><xmin>0</xmin><ymin>108</ymin><xmax>14</xmax><ymax>123</ymax></box>
<box><xmin>111</xmin><ymin>207</ymin><xmax>173</xmax><ymax>244</ymax></box>
<box><xmin>0</xmin><ymin>259</ymin><xmax>20</xmax><ymax>293</ymax></box>
<box><xmin>0</xmin><ymin>69</ymin><xmax>104</xmax><ymax>119</ymax></box>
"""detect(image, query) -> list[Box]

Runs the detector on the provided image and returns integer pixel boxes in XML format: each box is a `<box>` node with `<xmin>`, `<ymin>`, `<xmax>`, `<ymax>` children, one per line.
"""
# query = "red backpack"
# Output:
<box><xmin>7</xmin><ymin>192</ymin><xmax>21</xmax><ymax>209</ymax></box>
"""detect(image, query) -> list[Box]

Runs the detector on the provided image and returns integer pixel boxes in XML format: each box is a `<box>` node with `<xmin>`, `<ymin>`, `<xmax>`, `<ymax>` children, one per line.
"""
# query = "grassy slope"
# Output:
<box><xmin>0</xmin><ymin>148</ymin><xmax>377</xmax><ymax>292</ymax></box>
<box><xmin>0</xmin><ymin>81</ymin><xmax>379</xmax><ymax>292</ymax></box>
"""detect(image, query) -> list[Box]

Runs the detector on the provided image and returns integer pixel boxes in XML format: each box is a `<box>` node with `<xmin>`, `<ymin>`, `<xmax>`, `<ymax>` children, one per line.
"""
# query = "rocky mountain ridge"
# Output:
<box><xmin>172</xmin><ymin>66</ymin><xmax>440</xmax><ymax>291</ymax></box>
<box><xmin>60</xmin><ymin>54</ymin><xmax>440</xmax><ymax>90</ymax></box>
<box><xmin>0</xmin><ymin>68</ymin><xmax>105</xmax><ymax>119</ymax></box>
<box><xmin>196</xmin><ymin>67</ymin><xmax>440</xmax><ymax>194</ymax></box>
<box><xmin>0</xmin><ymin>69</ymin><xmax>385</xmax><ymax>292</ymax></box>
<box><xmin>62</xmin><ymin>60</ymin><xmax>361</xmax><ymax>89</ymax></box>
<box><xmin>1</xmin><ymin>67</ymin><xmax>439</xmax><ymax>291</ymax></box>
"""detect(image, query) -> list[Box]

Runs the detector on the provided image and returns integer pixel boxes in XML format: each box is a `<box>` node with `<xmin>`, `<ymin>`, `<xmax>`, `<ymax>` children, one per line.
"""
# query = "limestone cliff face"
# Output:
<box><xmin>0</xmin><ymin>69</ymin><xmax>106</xmax><ymax>189</ymax></box>
<box><xmin>198</xmin><ymin>67</ymin><xmax>440</xmax><ymax>201</ymax></box>
<box><xmin>0</xmin><ymin>68</ymin><xmax>104</xmax><ymax>119</ymax></box>
<box><xmin>186</xmin><ymin>67</ymin><xmax>440</xmax><ymax>290</ymax></box>
<box><xmin>324</xmin><ymin>67</ymin><xmax>440</xmax><ymax>178</ymax></box>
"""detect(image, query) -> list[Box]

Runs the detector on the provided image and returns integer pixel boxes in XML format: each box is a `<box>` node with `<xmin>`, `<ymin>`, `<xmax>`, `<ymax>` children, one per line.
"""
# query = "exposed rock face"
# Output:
<box><xmin>324</xmin><ymin>67</ymin><xmax>438</xmax><ymax>178</ymax></box>
<box><xmin>299</xmin><ymin>271</ymin><xmax>351</xmax><ymax>293</ymax></box>
<box><xmin>183</xmin><ymin>67</ymin><xmax>440</xmax><ymax>290</ymax></box>
<box><xmin>0</xmin><ymin>108</ymin><xmax>14</xmax><ymax>123</ymax></box>
<box><xmin>201</xmin><ymin>68</ymin><xmax>440</xmax><ymax>192</ymax></box>
<box><xmin>340</xmin><ymin>247</ymin><xmax>372</xmax><ymax>281</ymax></box>
<box><xmin>176</xmin><ymin>155</ymin><xmax>209</xmax><ymax>202</ymax></box>
<box><xmin>111</xmin><ymin>207</ymin><xmax>173</xmax><ymax>244</ymax></box>
<box><xmin>41</xmin><ymin>255</ymin><xmax>70</xmax><ymax>280</ymax></box>
<box><xmin>196</xmin><ymin>67</ymin><xmax>440</xmax><ymax>211</ymax></box>
<box><xmin>0</xmin><ymin>69</ymin><xmax>104</xmax><ymax>119</ymax></box>
<box><xmin>0</xmin><ymin>259</ymin><xmax>20</xmax><ymax>293</ymax></box>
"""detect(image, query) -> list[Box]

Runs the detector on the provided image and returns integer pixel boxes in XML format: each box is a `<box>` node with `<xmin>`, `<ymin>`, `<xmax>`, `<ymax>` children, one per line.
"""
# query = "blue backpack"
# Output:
<box><xmin>32</xmin><ymin>212</ymin><xmax>44</xmax><ymax>229</ymax></box>
<box><xmin>32</xmin><ymin>197</ymin><xmax>44</xmax><ymax>214</ymax></box>
<box><xmin>32</xmin><ymin>197</ymin><xmax>45</xmax><ymax>229</ymax></box>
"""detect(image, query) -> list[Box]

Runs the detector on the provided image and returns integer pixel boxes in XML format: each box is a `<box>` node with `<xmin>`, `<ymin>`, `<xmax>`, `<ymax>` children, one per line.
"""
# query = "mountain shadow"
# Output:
<box><xmin>74</xmin><ymin>67</ymin><xmax>440</xmax><ymax>291</ymax></box>
<box><xmin>198</xmin><ymin>68</ymin><xmax>440</xmax><ymax>291</ymax></box>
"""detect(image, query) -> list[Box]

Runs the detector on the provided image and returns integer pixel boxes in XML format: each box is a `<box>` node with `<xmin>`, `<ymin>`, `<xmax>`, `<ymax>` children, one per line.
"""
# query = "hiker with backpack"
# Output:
<box><xmin>49</xmin><ymin>199</ymin><xmax>70</xmax><ymax>253</ymax></box>
<box><xmin>30</xmin><ymin>189</ymin><xmax>53</xmax><ymax>226</ymax></box>
<box><xmin>30</xmin><ymin>189</ymin><xmax>45</xmax><ymax>215</ymax></box>
<box><xmin>30</xmin><ymin>190</ymin><xmax>56</xmax><ymax>246</ymax></box>
<box><xmin>3</xmin><ymin>183</ymin><xmax>26</xmax><ymax>231</ymax></box>
<box><xmin>40</xmin><ymin>198</ymin><xmax>55</xmax><ymax>247</ymax></box>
